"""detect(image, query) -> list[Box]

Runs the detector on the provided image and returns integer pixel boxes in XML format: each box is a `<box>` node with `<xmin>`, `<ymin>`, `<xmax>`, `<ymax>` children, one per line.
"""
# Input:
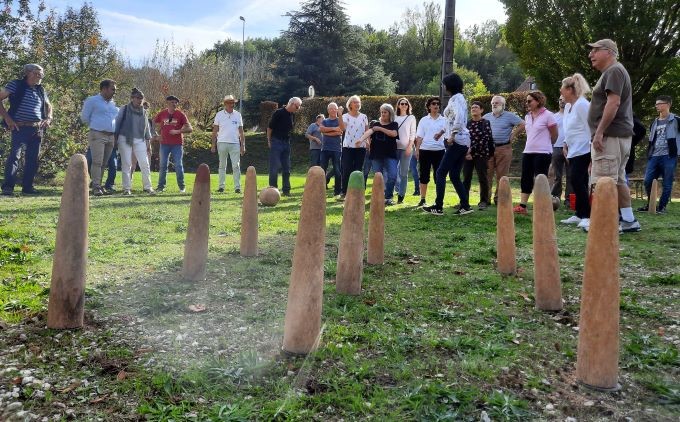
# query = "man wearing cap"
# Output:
<box><xmin>211</xmin><ymin>95</ymin><xmax>245</xmax><ymax>193</ymax></box>
<box><xmin>0</xmin><ymin>64</ymin><xmax>52</xmax><ymax>196</ymax></box>
<box><xmin>81</xmin><ymin>79</ymin><xmax>118</xmax><ymax>196</ymax></box>
<box><xmin>154</xmin><ymin>95</ymin><xmax>192</xmax><ymax>193</ymax></box>
<box><xmin>586</xmin><ymin>38</ymin><xmax>640</xmax><ymax>232</ymax></box>
<box><xmin>266</xmin><ymin>97</ymin><xmax>302</xmax><ymax>196</ymax></box>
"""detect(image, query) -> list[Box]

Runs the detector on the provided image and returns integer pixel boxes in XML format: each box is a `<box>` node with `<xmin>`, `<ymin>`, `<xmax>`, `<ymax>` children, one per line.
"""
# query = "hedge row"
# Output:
<box><xmin>279</xmin><ymin>92</ymin><xmax>532</xmax><ymax>135</ymax></box>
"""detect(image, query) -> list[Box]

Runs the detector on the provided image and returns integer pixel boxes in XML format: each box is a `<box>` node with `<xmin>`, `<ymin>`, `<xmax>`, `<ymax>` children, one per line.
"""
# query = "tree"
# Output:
<box><xmin>501</xmin><ymin>0</ymin><xmax>680</xmax><ymax>110</ymax></box>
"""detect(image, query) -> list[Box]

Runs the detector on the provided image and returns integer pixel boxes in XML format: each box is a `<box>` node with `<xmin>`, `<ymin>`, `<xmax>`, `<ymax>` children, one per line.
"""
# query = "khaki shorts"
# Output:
<box><xmin>590</xmin><ymin>135</ymin><xmax>631</xmax><ymax>186</ymax></box>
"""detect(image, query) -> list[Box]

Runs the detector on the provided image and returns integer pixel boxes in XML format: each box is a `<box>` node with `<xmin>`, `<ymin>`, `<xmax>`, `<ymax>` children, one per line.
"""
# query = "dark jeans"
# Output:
<box><xmin>2</xmin><ymin>126</ymin><xmax>41</xmax><ymax>192</ymax></box>
<box><xmin>569</xmin><ymin>153</ymin><xmax>591</xmax><ymax>218</ymax></box>
<box><xmin>269</xmin><ymin>139</ymin><xmax>291</xmax><ymax>194</ymax></box>
<box><xmin>86</xmin><ymin>146</ymin><xmax>117</xmax><ymax>188</ymax></box>
<box><xmin>321</xmin><ymin>150</ymin><xmax>342</xmax><ymax>195</ymax></box>
<box><xmin>550</xmin><ymin>146</ymin><xmax>572</xmax><ymax>199</ymax></box>
<box><xmin>310</xmin><ymin>149</ymin><xmax>321</xmax><ymax>167</ymax></box>
<box><xmin>520</xmin><ymin>152</ymin><xmax>552</xmax><ymax>194</ymax></box>
<box><xmin>644</xmin><ymin>154</ymin><xmax>677</xmax><ymax>210</ymax></box>
<box><xmin>410</xmin><ymin>154</ymin><xmax>420</xmax><ymax>194</ymax></box>
<box><xmin>462</xmin><ymin>156</ymin><xmax>490</xmax><ymax>204</ymax></box>
<box><xmin>341</xmin><ymin>147</ymin><xmax>365</xmax><ymax>194</ymax></box>
<box><xmin>435</xmin><ymin>143</ymin><xmax>468</xmax><ymax>208</ymax></box>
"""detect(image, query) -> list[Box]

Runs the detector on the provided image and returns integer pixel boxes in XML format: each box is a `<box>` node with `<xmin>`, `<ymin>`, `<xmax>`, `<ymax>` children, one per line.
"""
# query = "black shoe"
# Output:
<box><xmin>235</xmin><ymin>188</ymin><xmax>241</xmax><ymax>194</ymax></box>
<box><xmin>656</xmin><ymin>207</ymin><xmax>667</xmax><ymax>215</ymax></box>
<box><xmin>636</xmin><ymin>204</ymin><xmax>649</xmax><ymax>212</ymax></box>
<box><xmin>423</xmin><ymin>205</ymin><xmax>443</xmax><ymax>215</ymax></box>
<box><xmin>1</xmin><ymin>190</ymin><xmax>13</xmax><ymax>196</ymax></box>
<box><xmin>477</xmin><ymin>202</ymin><xmax>488</xmax><ymax>210</ymax></box>
<box><xmin>397</xmin><ymin>195</ymin><xmax>404</xmax><ymax>204</ymax></box>
<box><xmin>454</xmin><ymin>206</ymin><xmax>474</xmax><ymax>215</ymax></box>
<box><xmin>21</xmin><ymin>188</ymin><xmax>40</xmax><ymax>195</ymax></box>
<box><xmin>417</xmin><ymin>198</ymin><xmax>426</xmax><ymax>207</ymax></box>
<box><xmin>217</xmin><ymin>187</ymin><xmax>225</xmax><ymax>193</ymax></box>
<box><xmin>104</xmin><ymin>186</ymin><xmax>117</xmax><ymax>194</ymax></box>
<box><xmin>156</xmin><ymin>186</ymin><xmax>165</xmax><ymax>193</ymax></box>
<box><xmin>412</xmin><ymin>191</ymin><xmax>420</xmax><ymax>196</ymax></box>
<box><xmin>385</xmin><ymin>199</ymin><xmax>395</xmax><ymax>206</ymax></box>
<box><xmin>282</xmin><ymin>192</ymin><xmax>291</xmax><ymax>197</ymax></box>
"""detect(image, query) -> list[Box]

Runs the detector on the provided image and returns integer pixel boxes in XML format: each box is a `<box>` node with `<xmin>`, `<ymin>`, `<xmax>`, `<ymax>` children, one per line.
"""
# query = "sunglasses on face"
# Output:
<box><xmin>526</xmin><ymin>99</ymin><xmax>535</xmax><ymax>104</ymax></box>
<box><xmin>399</xmin><ymin>102</ymin><xmax>408</xmax><ymax>106</ymax></box>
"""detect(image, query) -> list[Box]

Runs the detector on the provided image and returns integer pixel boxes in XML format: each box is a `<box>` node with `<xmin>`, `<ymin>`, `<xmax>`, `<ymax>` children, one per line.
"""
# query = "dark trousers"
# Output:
<box><xmin>2</xmin><ymin>126</ymin><xmax>41</xmax><ymax>192</ymax></box>
<box><xmin>462</xmin><ymin>156</ymin><xmax>490</xmax><ymax>204</ymax></box>
<box><xmin>341</xmin><ymin>147</ymin><xmax>366</xmax><ymax>194</ymax></box>
<box><xmin>269</xmin><ymin>139</ymin><xmax>291</xmax><ymax>194</ymax></box>
<box><xmin>310</xmin><ymin>149</ymin><xmax>321</xmax><ymax>167</ymax></box>
<box><xmin>569</xmin><ymin>153</ymin><xmax>591</xmax><ymax>218</ymax></box>
<box><xmin>321</xmin><ymin>150</ymin><xmax>342</xmax><ymax>195</ymax></box>
<box><xmin>550</xmin><ymin>146</ymin><xmax>572</xmax><ymax>199</ymax></box>
<box><xmin>418</xmin><ymin>149</ymin><xmax>445</xmax><ymax>185</ymax></box>
<box><xmin>435</xmin><ymin>143</ymin><xmax>469</xmax><ymax>208</ymax></box>
<box><xmin>86</xmin><ymin>146</ymin><xmax>118</xmax><ymax>188</ymax></box>
<box><xmin>520</xmin><ymin>152</ymin><xmax>552</xmax><ymax>194</ymax></box>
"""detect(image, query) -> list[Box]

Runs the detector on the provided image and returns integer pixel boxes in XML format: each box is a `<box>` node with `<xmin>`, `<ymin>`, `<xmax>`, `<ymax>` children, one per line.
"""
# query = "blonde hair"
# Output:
<box><xmin>561</xmin><ymin>73</ymin><xmax>591</xmax><ymax>98</ymax></box>
<box><xmin>346</xmin><ymin>95</ymin><xmax>361</xmax><ymax>111</ymax></box>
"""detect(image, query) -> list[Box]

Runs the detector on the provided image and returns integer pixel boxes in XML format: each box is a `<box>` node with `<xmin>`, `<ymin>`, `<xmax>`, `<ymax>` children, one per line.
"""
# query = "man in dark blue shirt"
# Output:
<box><xmin>0</xmin><ymin>64</ymin><xmax>53</xmax><ymax>196</ymax></box>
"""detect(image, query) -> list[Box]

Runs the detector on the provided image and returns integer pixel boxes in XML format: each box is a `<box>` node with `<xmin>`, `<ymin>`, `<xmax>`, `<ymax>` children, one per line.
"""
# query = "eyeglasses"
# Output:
<box><xmin>655</xmin><ymin>102</ymin><xmax>669</xmax><ymax>106</ymax></box>
<box><xmin>399</xmin><ymin>102</ymin><xmax>408</xmax><ymax>106</ymax></box>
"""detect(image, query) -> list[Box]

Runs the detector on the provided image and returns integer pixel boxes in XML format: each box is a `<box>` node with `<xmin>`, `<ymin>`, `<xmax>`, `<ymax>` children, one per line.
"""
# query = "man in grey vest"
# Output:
<box><xmin>0</xmin><ymin>64</ymin><xmax>53</xmax><ymax>196</ymax></box>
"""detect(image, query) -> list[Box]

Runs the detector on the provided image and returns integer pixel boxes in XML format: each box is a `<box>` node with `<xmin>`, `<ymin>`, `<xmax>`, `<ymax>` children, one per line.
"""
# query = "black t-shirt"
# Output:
<box><xmin>368</xmin><ymin>121</ymin><xmax>399</xmax><ymax>160</ymax></box>
<box><xmin>268</xmin><ymin>107</ymin><xmax>294</xmax><ymax>141</ymax></box>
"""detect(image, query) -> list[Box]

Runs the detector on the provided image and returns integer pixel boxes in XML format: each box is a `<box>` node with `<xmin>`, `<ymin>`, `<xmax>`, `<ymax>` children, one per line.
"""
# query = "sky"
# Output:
<box><xmin>42</xmin><ymin>0</ymin><xmax>507</xmax><ymax>62</ymax></box>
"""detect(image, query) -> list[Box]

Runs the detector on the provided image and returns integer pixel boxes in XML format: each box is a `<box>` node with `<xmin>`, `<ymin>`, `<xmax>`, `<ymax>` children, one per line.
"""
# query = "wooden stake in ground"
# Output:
<box><xmin>496</xmin><ymin>176</ymin><xmax>516</xmax><ymax>275</ymax></box>
<box><xmin>336</xmin><ymin>171</ymin><xmax>365</xmax><ymax>295</ymax></box>
<box><xmin>367</xmin><ymin>172</ymin><xmax>385</xmax><ymax>265</ymax></box>
<box><xmin>47</xmin><ymin>154</ymin><xmax>89</xmax><ymax>329</ymax></box>
<box><xmin>648</xmin><ymin>178</ymin><xmax>658</xmax><ymax>215</ymax></box>
<box><xmin>282</xmin><ymin>166</ymin><xmax>326</xmax><ymax>354</ymax></box>
<box><xmin>240</xmin><ymin>166</ymin><xmax>258</xmax><ymax>257</ymax></box>
<box><xmin>181</xmin><ymin>164</ymin><xmax>211</xmax><ymax>281</ymax></box>
<box><xmin>577</xmin><ymin>176</ymin><xmax>620</xmax><ymax>390</ymax></box>
<box><xmin>532</xmin><ymin>174</ymin><xmax>562</xmax><ymax>310</ymax></box>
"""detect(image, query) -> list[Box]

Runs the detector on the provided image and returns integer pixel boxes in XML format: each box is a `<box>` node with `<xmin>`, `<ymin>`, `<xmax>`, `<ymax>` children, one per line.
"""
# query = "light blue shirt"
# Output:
<box><xmin>80</xmin><ymin>94</ymin><xmax>118</xmax><ymax>132</ymax></box>
<box><xmin>483</xmin><ymin>111</ymin><xmax>524</xmax><ymax>144</ymax></box>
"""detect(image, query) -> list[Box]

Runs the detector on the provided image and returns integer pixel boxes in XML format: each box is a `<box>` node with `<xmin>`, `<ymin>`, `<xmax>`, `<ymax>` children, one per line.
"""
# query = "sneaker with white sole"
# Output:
<box><xmin>561</xmin><ymin>215</ymin><xmax>582</xmax><ymax>225</ymax></box>
<box><xmin>620</xmin><ymin>218</ymin><xmax>641</xmax><ymax>233</ymax></box>
<box><xmin>577</xmin><ymin>218</ymin><xmax>590</xmax><ymax>229</ymax></box>
<box><xmin>454</xmin><ymin>206</ymin><xmax>474</xmax><ymax>215</ymax></box>
<box><xmin>422</xmin><ymin>205</ymin><xmax>443</xmax><ymax>216</ymax></box>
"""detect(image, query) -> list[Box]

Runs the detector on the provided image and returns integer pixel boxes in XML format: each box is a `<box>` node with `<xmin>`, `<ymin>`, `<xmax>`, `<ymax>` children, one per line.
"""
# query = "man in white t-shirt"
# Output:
<box><xmin>211</xmin><ymin>95</ymin><xmax>245</xmax><ymax>193</ymax></box>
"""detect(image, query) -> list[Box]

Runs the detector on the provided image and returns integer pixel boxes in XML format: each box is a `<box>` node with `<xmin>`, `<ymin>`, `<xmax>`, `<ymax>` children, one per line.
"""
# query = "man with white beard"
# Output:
<box><xmin>484</xmin><ymin>95</ymin><xmax>525</xmax><ymax>205</ymax></box>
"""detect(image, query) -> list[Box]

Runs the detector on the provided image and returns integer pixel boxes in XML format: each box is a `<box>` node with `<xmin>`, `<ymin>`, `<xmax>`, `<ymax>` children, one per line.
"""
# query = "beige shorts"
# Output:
<box><xmin>590</xmin><ymin>135</ymin><xmax>631</xmax><ymax>186</ymax></box>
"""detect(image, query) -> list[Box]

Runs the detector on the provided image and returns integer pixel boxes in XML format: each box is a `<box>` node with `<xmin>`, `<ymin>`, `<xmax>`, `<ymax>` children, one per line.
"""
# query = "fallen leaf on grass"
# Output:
<box><xmin>363</xmin><ymin>299</ymin><xmax>376</xmax><ymax>306</ymax></box>
<box><xmin>116</xmin><ymin>370</ymin><xmax>127</xmax><ymax>381</ymax></box>
<box><xmin>135</xmin><ymin>347</ymin><xmax>153</xmax><ymax>355</ymax></box>
<box><xmin>657</xmin><ymin>326</ymin><xmax>665</xmax><ymax>336</ymax></box>
<box><xmin>11</xmin><ymin>377</ymin><xmax>22</xmax><ymax>385</ymax></box>
<box><xmin>187</xmin><ymin>304</ymin><xmax>207</xmax><ymax>313</ymax></box>
<box><xmin>519</xmin><ymin>293</ymin><xmax>531</xmax><ymax>302</ymax></box>
<box><xmin>407</xmin><ymin>258</ymin><xmax>420</xmax><ymax>265</ymax></box>
<box><xmin>58</xmin><ymin>380</ymin><xmax>81</xmax><ymax>393</ymax></box>
<box><xmin>89</xmin><ymin>395</ymin><xmax>109</xmax><ymax>404</ymax></box>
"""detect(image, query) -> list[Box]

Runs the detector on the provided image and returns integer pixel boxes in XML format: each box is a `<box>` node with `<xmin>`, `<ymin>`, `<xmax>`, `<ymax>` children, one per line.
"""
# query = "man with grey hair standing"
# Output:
<box><xmin>586</xmin><ymin>38</ymin><xmax>640</xmax><ymax>232</ymax></box>
<box><xmin>267</xmin><ymin>97</ymin><xmax>302</xmax><ymax>196</ymax></box>
<box><xmin>483</xmin><ymin>95</ymin><xmax>525</xmax><ymax>205</ymax></box>
<box><xmin>0</xmin><ymin>64</ymin><xmax>52</xmax><ymax>196</ymax></box>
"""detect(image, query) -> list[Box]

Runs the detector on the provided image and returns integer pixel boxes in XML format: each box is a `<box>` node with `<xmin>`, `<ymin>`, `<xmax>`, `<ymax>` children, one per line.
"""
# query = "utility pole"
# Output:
<box><xmin>440</xmin><ymin>0</ymin><xmax>456</xmax><ymax>104</ymax></box>
<box><xmin>239</xmin><ymin>16</ymin><xmax>245</xmax><ymax>113</ymax></box>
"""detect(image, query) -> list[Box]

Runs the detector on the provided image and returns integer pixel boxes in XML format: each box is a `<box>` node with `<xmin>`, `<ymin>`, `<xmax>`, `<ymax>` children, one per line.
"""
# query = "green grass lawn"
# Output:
<box><xmin>1</xmin><ymin>147</ymin><xmax>679</xmax><ymax>420</ymax></box>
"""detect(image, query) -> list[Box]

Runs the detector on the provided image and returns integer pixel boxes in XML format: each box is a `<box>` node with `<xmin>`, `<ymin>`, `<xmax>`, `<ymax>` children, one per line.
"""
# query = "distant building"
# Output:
<box><xmin>515</xmin><ymin>76</ymin><xmax>537</xmax><ymax>92</ymax></box>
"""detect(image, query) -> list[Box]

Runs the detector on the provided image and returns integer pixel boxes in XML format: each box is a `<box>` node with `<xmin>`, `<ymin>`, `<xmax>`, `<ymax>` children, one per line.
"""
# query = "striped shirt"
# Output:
<box><xmin>5</xmin><ymin>80</ymin><xmax>47</xmax><ymax>122</ymax></box>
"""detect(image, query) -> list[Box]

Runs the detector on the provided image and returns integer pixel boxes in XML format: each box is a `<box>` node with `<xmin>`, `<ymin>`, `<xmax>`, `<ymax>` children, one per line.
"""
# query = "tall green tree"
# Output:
<box><xmin>501</xmin><ymin>0</ymin><xmax>680</xmax><ymax>111</ymax></box>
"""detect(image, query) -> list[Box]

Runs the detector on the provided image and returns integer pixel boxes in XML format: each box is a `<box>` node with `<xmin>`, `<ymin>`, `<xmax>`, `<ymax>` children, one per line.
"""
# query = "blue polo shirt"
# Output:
<box><xmin>483</xmin><ymin>111</ymin><xmax>523</xmax><ymax>145</ymax></box>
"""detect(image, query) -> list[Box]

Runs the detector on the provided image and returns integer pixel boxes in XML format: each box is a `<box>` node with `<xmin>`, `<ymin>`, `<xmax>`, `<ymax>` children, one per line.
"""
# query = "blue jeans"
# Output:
<box><xmin>86</xmin><ymin>146</ymin><xmax>117</xmax><ymax>188</ymax></box>
<box><xmin>310</xmin><ymin>149</ymin><xmax>321</xmax><ymax>167</ymax></box>
<box><xmin>371</xmin><ymin>157</ymin><xmax>399</xmax><ymax>200</ymax></box>
<box><xmin>269</xmin><ymin>139</ymin><xmax>291</xmax><ymax>194</ymax></box>
<box><xmin>644</xmin><ymin>155</ymin><xmax>677</xmax><ymax>210</ymax></box>
<box><xmin>2</xmin><ymin>126</ymin><xmax>41</xmax><ymax>192</ymax></box>
<box><xmin>321</xmin><ymin>150</ymin><xmax>341</xmax><ymax>195</ymax></box>
<box><xmin>435</xmin><ymin>143</ymin><xmax>468</xmax><ymax>208</ymax></box>
<box><xmin>158</xmin><ymin>144</ymin><xmax>185</xmax><ymax>189</ymax></box>
<box><xmin>410</xmin><ymin>154</ymin><xmax>420</xmax><ymax>194</ymax></box>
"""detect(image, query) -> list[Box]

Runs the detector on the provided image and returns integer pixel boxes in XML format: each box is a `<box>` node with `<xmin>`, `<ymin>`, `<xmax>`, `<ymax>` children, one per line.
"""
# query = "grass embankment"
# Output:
<box><xmin>0</xmin><ymin>133</ymin><xmax>678</xmax><ymax>420</ymax></box>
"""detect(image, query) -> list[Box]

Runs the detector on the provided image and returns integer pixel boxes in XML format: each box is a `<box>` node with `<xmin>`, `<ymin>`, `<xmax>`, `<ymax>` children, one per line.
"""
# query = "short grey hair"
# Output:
<box><xmin>379</xmin><ymin>103</ymin><xmax>395</xmax><ymax>122</ymax></box>
<box><xmin>327</xmin><ymin>102</ymin><xmax>338</xmax><ymax>110</ymax></box>
<box><xmin>491</xmin><ymin>95</ymin><xmax>506</xmax><ymax>106</ymax></box>
<box><xmin>21</xmin><ymin>64</ymin><xmax>43</xmax><ymax>79</ymax></box>
<box><xmin>287</xmin><ymin>97</ymin><xmax>302</xmax><ymax>107</ymax></box>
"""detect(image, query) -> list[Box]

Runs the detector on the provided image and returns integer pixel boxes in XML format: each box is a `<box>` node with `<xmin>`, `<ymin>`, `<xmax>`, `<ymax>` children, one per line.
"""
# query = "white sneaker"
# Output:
<box><xmin>577</xmin><ymin>218</ymin><xmax>589</xmax><ymax>229</ymax></box>
<box><xmin>560</xmin><ymin>215</ymin><xmax>582</xmax><ymax>225</ymax></box>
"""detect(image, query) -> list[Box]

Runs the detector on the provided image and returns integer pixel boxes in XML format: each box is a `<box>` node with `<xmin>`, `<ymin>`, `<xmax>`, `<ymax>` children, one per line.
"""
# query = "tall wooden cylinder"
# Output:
<box><xmin>577</xmin><ymin>177</ymin><xmax>620</xmax><ymax>390</ymax></box>
<box><xmin>47</xmin><ymin>154</ymin><xmax>89</xmax><ymax>329</ymax></box>
<box><xmin>181</xmin><ymin>164</ymin><xmax>211</xmax><ymax>281</ymax></box>
<box><xmin>532</xmin><ymin>174</ymin><xmax>562</xmax><ymax>310</ymax></box>
<box><xmin>648</xmin><ymin>178</ymin><xmax>658</xmax><ymax>214</ymax></box>
<box><xmin>496</xmin><ymin>176</ymin><xmax>516</xmax><ymax>275</ymax></box>
<box><xmin>367</xmin><ymin>172</ymin><xmax>385</xmax><ymax>265</ymax></box>
<box><xmin>282</xmin><ymin>166</ymin><xmax>327</xmax><ymax>355</ymax></box>
<box><xmin>336</xmin><ymin>171</ymin><xmax>365</xmax><ymax>295</ymax></box>
<box><xmin>240</xmin><ymin>166</ymin><xmax>258</xmax><ymax>257</ymax></box>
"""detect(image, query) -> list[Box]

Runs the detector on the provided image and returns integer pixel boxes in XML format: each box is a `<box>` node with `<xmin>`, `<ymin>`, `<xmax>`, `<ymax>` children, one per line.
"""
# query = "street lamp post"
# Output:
<box><xmin>239</xmin><ymin>16</ymin><xmax>245</xmax><ymax>113</ymax></box>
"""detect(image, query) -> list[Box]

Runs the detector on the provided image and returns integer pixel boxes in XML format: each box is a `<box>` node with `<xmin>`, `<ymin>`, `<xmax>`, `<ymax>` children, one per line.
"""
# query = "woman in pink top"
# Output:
<box><xmin>514</xmin><ymin>91</ymin><xmax>558</xmax><ymax>214</ymax></box>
